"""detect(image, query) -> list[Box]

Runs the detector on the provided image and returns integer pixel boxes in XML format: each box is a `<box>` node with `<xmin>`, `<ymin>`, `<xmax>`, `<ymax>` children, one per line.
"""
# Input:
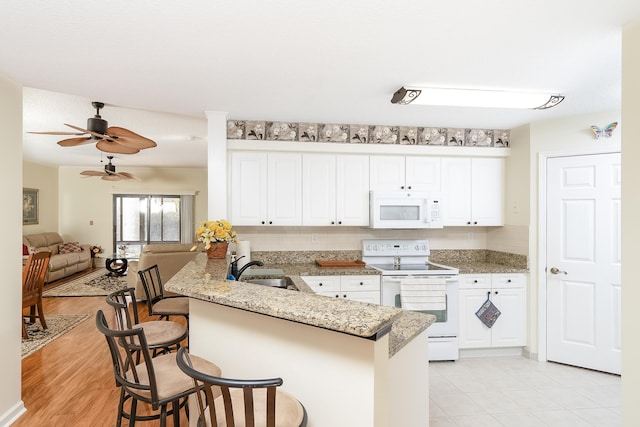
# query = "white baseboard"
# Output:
<box><xmin>459</xmin><ymin>347</ymin><xmax>524</xmax><ymax>358</ymax></box>
<box><xmin>0</xmin><ymin>401</ymin><xmax>26</xmax><ymax>426</ymax></box>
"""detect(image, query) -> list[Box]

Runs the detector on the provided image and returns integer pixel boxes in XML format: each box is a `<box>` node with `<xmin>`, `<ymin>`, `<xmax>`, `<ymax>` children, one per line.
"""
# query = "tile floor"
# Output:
<box><xmin>429</xmin><ymin>356</ymin><xmax>621</xmax><ymax>427</ymax></box>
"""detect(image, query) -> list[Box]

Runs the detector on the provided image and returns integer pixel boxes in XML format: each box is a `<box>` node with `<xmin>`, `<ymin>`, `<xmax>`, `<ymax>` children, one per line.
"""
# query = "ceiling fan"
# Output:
<box><xmin>29</xmin><ymin>101</ymin><xmax>157</xmax><ymax>155</ymax></box>
<box><xmin>80</xmin><ymin>156</ymin><xmax>140</xmax><ymax>181</ymax></box>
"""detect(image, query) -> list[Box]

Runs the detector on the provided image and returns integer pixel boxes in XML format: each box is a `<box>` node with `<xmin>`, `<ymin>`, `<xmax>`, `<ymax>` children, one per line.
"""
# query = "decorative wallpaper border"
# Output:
<box><xmin>227</xmin><ymin>120</ymin><xmax>510</xmax><ymax>148</ymax></box>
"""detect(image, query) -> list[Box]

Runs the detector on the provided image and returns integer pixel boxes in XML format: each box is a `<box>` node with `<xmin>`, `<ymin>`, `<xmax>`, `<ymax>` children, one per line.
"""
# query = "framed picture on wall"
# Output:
<box><xmin>23</xmin><ymin>188</ymin><xmax>39</xmax><ymax>225</ymax></box>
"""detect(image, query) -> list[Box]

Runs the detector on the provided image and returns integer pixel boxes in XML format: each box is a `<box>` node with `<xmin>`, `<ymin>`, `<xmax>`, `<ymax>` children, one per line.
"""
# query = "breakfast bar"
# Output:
<box><xmin>166</xmin><ymin>253</ymin><xmax>435</xmax><ymax>427</ymax></box>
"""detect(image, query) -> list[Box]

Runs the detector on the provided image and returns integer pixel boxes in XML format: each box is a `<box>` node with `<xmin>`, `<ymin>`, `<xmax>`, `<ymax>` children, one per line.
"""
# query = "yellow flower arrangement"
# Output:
<box><xmin>195</xmin><ymin>219</ymin><xmax>237</xmax><ymax>249</ymax></box>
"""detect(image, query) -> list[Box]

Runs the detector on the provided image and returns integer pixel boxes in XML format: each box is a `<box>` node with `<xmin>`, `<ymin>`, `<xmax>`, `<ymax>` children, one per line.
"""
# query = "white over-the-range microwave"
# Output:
<box><xmin>369</xmin><ymin>191</ymin><xmax>443</xmax><ymax>229</ymax></box>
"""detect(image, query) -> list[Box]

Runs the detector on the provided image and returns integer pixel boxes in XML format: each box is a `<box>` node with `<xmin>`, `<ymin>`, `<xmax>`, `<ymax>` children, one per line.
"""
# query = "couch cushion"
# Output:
<box><xmin>142</xmin><ymin>243</ymin><xmax>199</xmax><ymax>254</ymax></box>
<box><xmin>23</xmin><ymin>232</ymin><xmax>64</xmax><ymax>249</ymax></box>
<box><xmin>59</xmin><ymin>242</ymin><xmax>82</xmax><ymax>254</ymax></box>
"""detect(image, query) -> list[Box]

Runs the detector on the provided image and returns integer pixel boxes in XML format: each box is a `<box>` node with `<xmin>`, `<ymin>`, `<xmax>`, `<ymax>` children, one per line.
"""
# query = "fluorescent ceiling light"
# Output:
<box><xmin>391</xmin><ymin>86</ymin><xmax>564</xmax><ymax>110</ymax></box>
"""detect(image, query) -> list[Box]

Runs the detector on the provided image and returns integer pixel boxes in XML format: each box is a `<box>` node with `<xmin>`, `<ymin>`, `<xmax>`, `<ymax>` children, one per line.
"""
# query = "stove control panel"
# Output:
<box><xmin>362</xmin><ymin>239</ymin><xmax>430</xmax><ymax>257</ymax></box>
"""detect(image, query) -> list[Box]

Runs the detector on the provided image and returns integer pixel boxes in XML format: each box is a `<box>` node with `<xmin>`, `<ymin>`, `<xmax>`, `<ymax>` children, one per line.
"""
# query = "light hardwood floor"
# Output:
<box><xmin>16</xmin><ymin>269</ymin><xmax>189</xmax><ymax>427</ymax></box>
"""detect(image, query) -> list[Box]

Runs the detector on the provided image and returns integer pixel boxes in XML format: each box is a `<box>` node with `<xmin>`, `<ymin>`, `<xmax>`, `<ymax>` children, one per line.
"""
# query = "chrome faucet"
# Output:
<box><xmin>228</xmin><ymin>256</ymin><xmax>264</xmax><ymax>280</ymax></box>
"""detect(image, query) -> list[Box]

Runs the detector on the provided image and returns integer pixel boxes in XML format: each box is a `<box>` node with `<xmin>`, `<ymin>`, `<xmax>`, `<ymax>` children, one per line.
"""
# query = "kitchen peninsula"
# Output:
<box><xmin>166</xmin><ymin>253</ymin><xmax>435</xmax><ymax>427</ymax></box>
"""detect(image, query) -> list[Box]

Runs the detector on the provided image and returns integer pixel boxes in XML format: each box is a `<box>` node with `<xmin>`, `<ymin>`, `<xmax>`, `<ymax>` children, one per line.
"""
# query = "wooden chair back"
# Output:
<box><xmin>176</xmin><ymin>347</ymin><xmax>306</xmax><ymax>427</ymax></box>
<box><xmin>138</xmin><ymin>264</ymin><xmax>164</xmax><ymax>310</ymax></box>
<box><xmin>106</xmin><ymin>287</ymin><xmax>140</xmax><ymax>330</ymax></box>
<box><xmin>22</xmin><ymin>251</ymin><xmax>51</xmax><ymax>308</ymax></box>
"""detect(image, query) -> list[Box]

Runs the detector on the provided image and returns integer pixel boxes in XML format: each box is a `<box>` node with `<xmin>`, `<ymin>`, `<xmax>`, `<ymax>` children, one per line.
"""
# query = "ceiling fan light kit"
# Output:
<box><xmin>391</xmin><ymin>86</ymin><xmax>565</xmax><ymax>110</ymax></box>
<box><xmin>28</xmin><ymin>101</ymin><xmax>157</xmax><ymax>155</ymax></box>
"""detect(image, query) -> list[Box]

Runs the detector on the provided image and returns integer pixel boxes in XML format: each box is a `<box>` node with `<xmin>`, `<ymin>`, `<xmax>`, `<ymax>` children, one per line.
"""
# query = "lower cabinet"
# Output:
<box><xmin>458</xmin><ymin>273</ymin><xmax>527</xmax><ymax>349</ymax></box>
<box><xmin>301</xmin><ymin>275</ymin><xmax>381</xmax><ymax>304</ymax></box>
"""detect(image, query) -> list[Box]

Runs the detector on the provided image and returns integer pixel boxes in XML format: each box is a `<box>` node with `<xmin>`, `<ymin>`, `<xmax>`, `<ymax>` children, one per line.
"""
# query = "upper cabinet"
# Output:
<box><xmin>302</xmin><ymin>154</ymin><xmax>370</xmax><ymax>226</ymax></box>
<box><xmin>230</xmin><ymin>151</ymin><xmax>302</xmax><ymax>226</ymax></box>
<box><xmin>370</xmin><ymin>156</ymin><xmax>441</xmax><ymax>192</ymax></box>
<box><xmin>441</xmin><ymin>157</ymin><xmax>504</xmax><ymax>226</ymax></box>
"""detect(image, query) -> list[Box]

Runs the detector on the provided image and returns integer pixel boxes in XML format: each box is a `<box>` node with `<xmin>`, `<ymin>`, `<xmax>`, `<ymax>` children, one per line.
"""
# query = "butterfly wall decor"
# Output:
<box><xmin>591</xmin><ymin>122</ymin><xmax>618</xmax><ymax>139</ymax></box>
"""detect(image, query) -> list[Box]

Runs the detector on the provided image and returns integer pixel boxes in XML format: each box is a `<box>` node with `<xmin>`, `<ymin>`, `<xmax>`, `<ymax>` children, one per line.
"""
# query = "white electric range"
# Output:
<box><xmin>362</xmin><ymin>239</ymin><xmax>460</xmax><ymax>361</ymax></box>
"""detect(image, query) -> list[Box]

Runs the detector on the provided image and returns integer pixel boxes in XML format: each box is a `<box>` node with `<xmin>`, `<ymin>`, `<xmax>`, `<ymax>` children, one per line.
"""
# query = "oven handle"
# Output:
<box><xmin>383</xmin><ymin>275</ymin><xmax>458</xmax><ymax>282</ymax></box>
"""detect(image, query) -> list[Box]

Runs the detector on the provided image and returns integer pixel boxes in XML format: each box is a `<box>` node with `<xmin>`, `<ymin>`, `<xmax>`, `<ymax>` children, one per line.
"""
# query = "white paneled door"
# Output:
<box><xmin>546</xmin><ymin>153</ymin><xmax>621</xmax><ymax>374</ymax></box>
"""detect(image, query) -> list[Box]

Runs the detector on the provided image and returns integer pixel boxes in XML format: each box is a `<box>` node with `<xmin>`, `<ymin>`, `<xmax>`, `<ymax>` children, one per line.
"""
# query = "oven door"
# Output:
<box><xmin>381</xmin><ymin>274</ymin><xmax>459</xmax><ymax>337</ymax></box>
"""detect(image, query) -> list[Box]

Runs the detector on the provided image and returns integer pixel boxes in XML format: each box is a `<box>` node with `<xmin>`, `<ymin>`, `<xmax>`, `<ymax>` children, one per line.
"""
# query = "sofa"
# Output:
<box><xmin>23</xmin><ymin>232</ymin><xmax>92</xmax><ymax>283</ymax></box>
<box><xmin>127</xmin><ymin>243</ymin><xmax>201</xmax><ymax>300</ymax></box>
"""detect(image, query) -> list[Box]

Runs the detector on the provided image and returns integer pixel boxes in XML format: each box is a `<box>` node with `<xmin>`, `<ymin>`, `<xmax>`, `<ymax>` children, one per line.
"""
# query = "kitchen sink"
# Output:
<box><xmin>243</xmin><ymin>277</ymin><xmax>299</xmax><ymax>291</ymax></box>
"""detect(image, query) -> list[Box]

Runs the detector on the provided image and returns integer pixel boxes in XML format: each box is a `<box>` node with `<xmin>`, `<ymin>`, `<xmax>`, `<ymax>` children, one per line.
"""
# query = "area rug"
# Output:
<box><xmin>22</xmin><ymin>313</ymin><xmax>91</xmax><ymax>358</ymax></box>
<box><xmin>43</xmin><ymin>268</ymin><xmax>128</xmax><ymax>297</ymax></box>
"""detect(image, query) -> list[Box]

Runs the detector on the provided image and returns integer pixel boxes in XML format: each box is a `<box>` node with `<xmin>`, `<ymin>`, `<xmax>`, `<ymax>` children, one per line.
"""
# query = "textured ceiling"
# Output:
<box><xmin>2</xmin><ymin>0</ymin><xmax>639</xmax><ymax>167</ymax></box>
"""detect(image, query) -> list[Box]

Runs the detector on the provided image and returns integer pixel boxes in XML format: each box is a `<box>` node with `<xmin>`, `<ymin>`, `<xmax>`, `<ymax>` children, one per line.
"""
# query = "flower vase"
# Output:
<box><xmin>206</xmin><ymin>242</ymin><xmax>229</xmax><ymax>259</ymax></box>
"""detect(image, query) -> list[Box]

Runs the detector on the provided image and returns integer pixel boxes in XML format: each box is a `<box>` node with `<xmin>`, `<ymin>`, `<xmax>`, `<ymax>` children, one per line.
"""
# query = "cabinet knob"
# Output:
<box><xmin>269</xmin><ymin>221</ymin><xmax>273</xmax><ymax>225</ymax></box>
<box><xmin>473</xmin><ymin>221</ymin><xmax>478</xmax><ymax>225</ymax></box>
<box><xmin>507</xmin><ymin>279</ymin><xmax>511</xmax><ymax>283</ymax></box>
<box><xmin>467</xmin><ymin>221</ymin><xmax>471</xmax><ymax>225</ymax></box>
<box><xmin>407</xmin><ymin>185</ymin><xmax>412</xmax><ymax>189</ymax></box>
<box><xmin>473</xmin><ymin>280</ymin><xmax>478</xmax><ymax>283</ymax></box>
<box><xmin>261</xmin><ymin>221</ymin><xmax>266</xmax><ymax>225</ymax></box>
<box><xmin>331</xmin><ymin>221</ymin><xmax>335</xmax><ymax>225</ymax></box>
<box><xmin>342</xmin><ymin>294</ymin><xmax>347</xmax><ymax>298</ymax></box>
<box><xmin>359</xmin><ymin>282</ymin><xmax>363</xmax><ymax>286</ymax></box>
<box><xmin>495</xmin><ymin>291</ymin><xmax>499</xmax><ymax>295</ymax></box>
<box><xmin>319</xmin><ymin>283</ymin><xmax>323</xmax><ymax>287</ymax></box>
<box><xmin>338</xmin><ymin>221</ymin><xmax>342</xmax><ymax>225</ymax></box>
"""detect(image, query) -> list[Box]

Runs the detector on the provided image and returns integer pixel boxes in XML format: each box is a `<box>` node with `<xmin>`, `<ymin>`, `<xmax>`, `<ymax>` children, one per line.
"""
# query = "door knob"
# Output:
<box><xmin>549</xmin><ymin>267</ymin><xmax>567</xmax><ymax>275</ymax></box>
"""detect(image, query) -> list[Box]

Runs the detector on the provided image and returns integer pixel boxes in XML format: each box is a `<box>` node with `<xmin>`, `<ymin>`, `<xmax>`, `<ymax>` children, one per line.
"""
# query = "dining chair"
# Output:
<box><xmin>22</xmin><ymin>251</ymin><xmax>51</xmax><ymax>339</ymax></box>
<box><xmin>176</xmin><ymin>347</ymin><xmax>308</xmax><ymax>427</ymax></box>
<box><xmin>138</xmin><ymin>264</ymin><xmax>189</xmax><ymax>323</ymax></box>
<box><xmin>106</xmin><ymin>287</ymin><xmax>188</xmax><ymax>356</ymax></box>
<box><xmin>95</xmin><ymin>309</ymin><xmax>222</xmax><ymax>427</ymax></box>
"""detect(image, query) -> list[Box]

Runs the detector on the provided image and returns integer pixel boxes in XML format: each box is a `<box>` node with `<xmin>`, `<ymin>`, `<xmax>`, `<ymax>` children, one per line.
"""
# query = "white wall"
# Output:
<box><xmin>56</xmin><ymin>166</ymin><xmax>208</xmax><ymax>252</ymax></box>
<box><xmin>22</xmin><ymin>162</ymin><xmax>58</xmax><ymax>235</ymax></box>
<box><xmin>0</xmin><ymin>74</ymin><xmax>26</xmax><ymax>424</ymax></box>
<box><xmin>621</xmin><ymin>18</ymin><xmax>640</xmax><ymax>427</ymax></box>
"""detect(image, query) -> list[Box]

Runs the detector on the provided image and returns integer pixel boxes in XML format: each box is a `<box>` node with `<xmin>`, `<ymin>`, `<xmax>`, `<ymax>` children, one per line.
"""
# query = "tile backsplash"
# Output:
<box><xmin>228</xmin><ymin>120</ymin><xmax>510</xmax><ymax>148</ymax></box>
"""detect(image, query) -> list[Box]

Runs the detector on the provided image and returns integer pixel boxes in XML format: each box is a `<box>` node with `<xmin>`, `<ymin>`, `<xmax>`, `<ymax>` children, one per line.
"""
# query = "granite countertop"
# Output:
<box><xmin>165</xmin><ymin>253</ymin><xmax>435</xmax><ymax>357</ymax></box>
<box><xmin>448</xmin><ymin>262</ymin><xmax>529</xmax><ymax>274</ymax></box>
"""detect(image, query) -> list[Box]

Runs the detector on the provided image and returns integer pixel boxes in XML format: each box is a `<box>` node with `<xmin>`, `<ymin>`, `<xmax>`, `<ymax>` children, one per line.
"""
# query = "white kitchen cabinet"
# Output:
<box><xmin>441</xmin><ymin>157</ymin><xmax>504</xmax><ymax>226</ymax></box>
<box><xmin>302</xmin><ymin>154</ymin><xmax>369</xmax><ymax>226</ymax></box>
<box><xmin>370</xmin><ymin>155</ymin><xmax>441</xmax><ymax>192</ymax></box>
<box><xmin>301</xmin><ymin>275</ymin><xmax>381</xmax><ymax>304</ymax></box>
<box><xmin>230</xmin><ymin>151</ymin><xmax>302</xmax><ymax>226</ymax></box>
<box><xmin>458</xmin><ymin>273</ymin><xmax>526</xmax><ymax>349</ymax></box>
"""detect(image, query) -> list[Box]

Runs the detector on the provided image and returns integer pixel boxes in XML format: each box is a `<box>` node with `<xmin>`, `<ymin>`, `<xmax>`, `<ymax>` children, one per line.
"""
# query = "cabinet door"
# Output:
<box><xmin>302</xmin><ymin>154</ymin><xmax>337</xmax><ymax>226</ymax></box>
<box><xmin>459</xmin><ymin>288</ymin><xmax>492</xmax><ymax>349</ymax></box>
<box><xmin>300</xmin><ymin>276</ymin><xmax>341</xmax><ymax>293</ymax></box>
<box><xmin>471</xmin><ymin>157</ymin><xmax>504</xmax><ymax>226</ymax></box>
<box><xmin>490</xmin><ymin>287</ymin><xmax>526</xmax><ymax>347</ymax></box>
<box><xmin>369</xmin><ymin>155</ymin><xmax>406</xmax><ymax>191</ymax></box>
<box><xmin>343</xmin><ymin>291</ymin><xmax>381</xmax><ymax>305</ymax></box>
<box><xmin>267</xmin><ymin>153</ymin><xmax>302</xmax><ymax>226</ymax></box>
<box><xmin>230</xmin><ymin>152</ymin><xmax>268</xmax><ymax>225</ymax></box>
<box><xmin>441</xmin><ymin>157</ymin><xmax>472</xmax><ymax>226</ymax></box>
<box><xmin>406</xmin><ymin>157</ymin><xmax>441</xmax><ymax>192</ymax></box>
<box><xmin>336</xmin><ymin>155</ymin><xmax>370</xmax><ymax>226</ymax></box>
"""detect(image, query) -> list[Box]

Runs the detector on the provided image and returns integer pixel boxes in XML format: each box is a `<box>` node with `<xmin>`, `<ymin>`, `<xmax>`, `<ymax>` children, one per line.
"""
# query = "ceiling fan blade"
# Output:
<box><xmin>95</xmin><ymin>140</ymin><xmax>140</xmax><ymax>154</ymax></box>
<box><xmin>116</xmin><ymin>172</ymin><xmax>141</xmax><ymax>181</ymax></box>
<box><xmin>28</xmin><ymin>130</ymin><xmax>87</xmax><ymax>136</ymax></box>
<box><xmin>57</xmin><ymin>137</ymin><xmax>94</xmax><ymax>147</ymax></box>
<box><xmin>107</xmin><ymin>127</ymin><xmax>157</xmax><ymax>149</ymax></box>
<box><xmin>102</xmin><ymin>174</ymin><xmax>122</xmax><ymax>181</ymax></box>
<box><xmin>80</xmin><ymin>170</ymin><xmax>106</xmax><ymax>177</ymax></box>
<box><xmin>64</xmin><ymin>123</ymin><xmax>106</xmax><ymax>140</ymax></box>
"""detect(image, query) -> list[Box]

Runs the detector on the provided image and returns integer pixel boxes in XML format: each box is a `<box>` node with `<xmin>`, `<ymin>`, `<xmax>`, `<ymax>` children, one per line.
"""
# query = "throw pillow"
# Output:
<box><xmin>59</xmin><ymin>242</ymin><xmax>82</xmax><ymax>254</ymax></box>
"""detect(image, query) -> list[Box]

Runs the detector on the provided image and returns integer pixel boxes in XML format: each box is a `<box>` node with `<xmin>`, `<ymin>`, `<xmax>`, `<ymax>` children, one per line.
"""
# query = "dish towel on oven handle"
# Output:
<box><xmin>399</xmin><ymin>277</ymin><xmax>447</xmax><ymax>311</ymax></box>
<box><xmin>476</xmin><ymin>292</ymin><xmax>501</xmax><ymax>328</ymax></box>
